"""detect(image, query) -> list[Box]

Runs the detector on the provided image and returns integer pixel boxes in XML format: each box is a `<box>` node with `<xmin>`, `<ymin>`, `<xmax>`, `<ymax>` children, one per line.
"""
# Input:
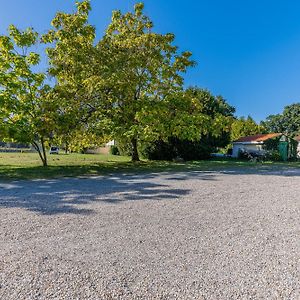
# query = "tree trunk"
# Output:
<box><xmin>131</xmin><ymin>138</ymin><xmax>140</xmax><ymax>162</ymax></box>
<box><xmin>41</xmin><ymin>138</ymin><xmax>48</xmax><ymax>167</ymax></box>
<box><xmin>32</xmin><ymin>139</ymin><xmax>48</xmax><ymax>167</ymax></box>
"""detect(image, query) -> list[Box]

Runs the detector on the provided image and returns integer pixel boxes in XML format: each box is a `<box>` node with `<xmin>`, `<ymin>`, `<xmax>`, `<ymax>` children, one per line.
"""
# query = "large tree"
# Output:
<box><xmin>185</xmin><ymin>87</ymin><xmax>235</xmax><ymax>146</ymax></box>
<box><xmin>263</xmin><ymin>103</ymin><xmax>300</xmax><ymax>135</ymax></box>
<box><xmin>141</xmin><ymin>87</ymin><xmax>236</xmax><ymax>160</ymax></box>
<box><xmin>92</xmin><ymin>3</ymin><xmax>197</xmax><ymax>161</ymax></box>
<box><xmin>0</xmin><ymin>25</ymin><xmax>56</xmax><ymax>166</ymax></box>
<box><xmin>230</xmin><ymin>116</ymin><xmax>265</xmax><ymax>142</ymax></box>
<box><xmin>44</xmin><ymin>1</ymin><xmax>200</xmax><ymax>161</ymax></box>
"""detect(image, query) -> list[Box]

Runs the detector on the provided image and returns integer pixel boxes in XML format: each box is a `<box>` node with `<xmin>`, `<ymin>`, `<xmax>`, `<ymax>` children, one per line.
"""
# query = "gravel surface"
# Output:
<box><xmin>0</xmin><ymin>169</ymin><xmax>300</xmax><ymax>299</ymax></box>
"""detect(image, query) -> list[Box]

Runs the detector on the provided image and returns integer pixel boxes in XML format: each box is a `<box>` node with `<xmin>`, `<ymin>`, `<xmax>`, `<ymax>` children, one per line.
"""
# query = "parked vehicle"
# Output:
<box><xmin>49</xmin><ymin>146</ymin><xmax>59</xmax><ymax>154</ymax></box>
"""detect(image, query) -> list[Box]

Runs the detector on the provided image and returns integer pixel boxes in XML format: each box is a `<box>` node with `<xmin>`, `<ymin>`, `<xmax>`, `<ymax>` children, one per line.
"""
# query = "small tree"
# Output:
<box><xmin>0</xmin><ymin>26</ymin><xmax>56</xmax><ymax>166</ymax></box>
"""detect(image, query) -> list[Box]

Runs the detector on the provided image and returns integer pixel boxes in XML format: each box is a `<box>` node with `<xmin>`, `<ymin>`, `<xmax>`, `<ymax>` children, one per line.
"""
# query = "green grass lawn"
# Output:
<box><xmin>0</xmin><ymin>152</ymin><xmax>299</xmax><ymax>181</ymax></box>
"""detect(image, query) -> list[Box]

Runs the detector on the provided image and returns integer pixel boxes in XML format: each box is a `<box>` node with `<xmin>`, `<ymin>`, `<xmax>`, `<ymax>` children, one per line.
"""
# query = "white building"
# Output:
<box><xmin>232</xmin><ymin>133</ymin><xmax>281</xmax><ymax>158</ymax></box>
<box><xmin>105</xmin><ymin>140</ymin><xmax>116</xmax><ymax>147</ymax></box>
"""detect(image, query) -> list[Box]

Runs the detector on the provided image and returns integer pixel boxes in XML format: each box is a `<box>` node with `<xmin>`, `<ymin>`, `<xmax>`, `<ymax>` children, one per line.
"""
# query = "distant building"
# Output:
<box><xmin>232</xmin><ymin>133</ymin><xmax>281</xmax><ymax>158</ymax></box>
<box><xmin>105</xmin><ymin>140</ymin><xmax>115</xmax><ymax>147</ymax></box>
<box><xmin>232</xmin><ymin>133</ymin><xmax>297</xmax><ymax>160</ymax></box>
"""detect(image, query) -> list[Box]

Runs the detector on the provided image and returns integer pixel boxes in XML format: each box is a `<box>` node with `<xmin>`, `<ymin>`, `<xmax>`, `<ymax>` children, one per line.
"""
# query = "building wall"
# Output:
<box><xmin>232</xmin><ymin>143</ymin><xmax>263</xmax><ymax>158</ymax></box>
<box><xmin>106</xmin><ymin>140</ymin><xmax>115</xmax><ymax>146</ymax></box>
<box><xmin>84</xmin><ymin>147</ymin><xmax>111</xmax><ymax>154</ymax></box>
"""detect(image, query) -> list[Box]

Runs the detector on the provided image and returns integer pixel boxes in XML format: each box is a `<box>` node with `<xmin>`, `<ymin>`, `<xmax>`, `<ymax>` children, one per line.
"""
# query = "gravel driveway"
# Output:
<box><xmin>0</xmin><ymin>169</ymin><xmax>299</xmax><ymax>299</ymax></box>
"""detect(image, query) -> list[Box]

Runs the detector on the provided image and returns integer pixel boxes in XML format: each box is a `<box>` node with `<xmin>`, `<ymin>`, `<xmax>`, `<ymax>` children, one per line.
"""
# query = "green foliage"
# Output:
<box><xmin>110</xmin><ymin>145</ymin><xmax>120</xmax><ymax>156</ymax></box>
<box><xmin>141</xmin><ymin>138</ymin><xmax>213</xmax><ymax>161</ymax></box>
<box><xmin>263</xmin><ymin>136</ymin><xmax>298</xmax><ymax>161</ymax></box>
<box><xmin>42</xmin><ymin>1</ymin><xmax>237</xmax><ymax>162</ymax></box>
<box><xmin>142</xmin><ymin>88</ymin><xmax>235</xmax><ymax>161</ymax></box>
<box><xmin>263</xmin><ymin>103</ymin><xmax>300</xmax><ymax>135</ymax></box>
<box><xmin>265</xmin><ymin>150</ymin><xmax>281</xmax><ymax>161</ymax></box>
<box><xmin>231</xmin><ymin>116</ymin><xmax>265</xmax><ymax>141</ymax></box>
<box><xmin>263</xmin><ymin>137</ymin><xmax>280</xmax><ymax>151</ymax></box>
<box><xmin>184</xmin><ymin>87</ymin><xmax>235</xmax><ymax>148</ymax></box>
<box><xmin>115</xmin><ymin>139</ymin><xmax>132</xmax><ymax>156</ymax></box>
<box><xmin>141</xmin><ymin>140</ymin><xmax>176</xmax><ymax>161</ymax></box>
<box><xmin>1</xmin><ymin>1</ymin><xmax>240</xmax><ymax>167</ymax></box>
<box><xmin>42</xmin><ymin>0</ymin><xmax>100</xmax><ymax>150</ymax></box>
<box><xmin>0</xmin><ymin>25</ymin><xmax>56</xmax><ymax>166</ymax></box>
<box><xmin>91</xmin><ymin>3</ymin><xmax>197</xmax><ymax>161</ymax></box>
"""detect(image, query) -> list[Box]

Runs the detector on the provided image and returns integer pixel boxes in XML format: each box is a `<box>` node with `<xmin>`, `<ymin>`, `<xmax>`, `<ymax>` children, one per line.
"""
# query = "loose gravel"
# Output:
<box><xmin>0</xmin><ymin>169</ymin><xmax>299</xmax><ymax>299</ymax></box>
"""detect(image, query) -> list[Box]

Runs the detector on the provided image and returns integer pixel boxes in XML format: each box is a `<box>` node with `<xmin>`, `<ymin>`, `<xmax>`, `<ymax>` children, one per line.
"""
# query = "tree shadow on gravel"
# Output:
<box><xmin>0</xmin><ymin>172</ymin><xmax>212</xmax><ymax>215</ymax></box>
<box><xmin>1</xmin><ymin>165</ymin><xmax>300</xmax><ymax>215</ymax></box>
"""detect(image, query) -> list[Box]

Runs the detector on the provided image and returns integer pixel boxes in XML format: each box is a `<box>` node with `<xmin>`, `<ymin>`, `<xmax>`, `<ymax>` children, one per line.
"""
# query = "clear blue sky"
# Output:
<box><xmin>1</xmin><ymin>0</ymin><xmax>300</xmax><ymax>121</ymax></box>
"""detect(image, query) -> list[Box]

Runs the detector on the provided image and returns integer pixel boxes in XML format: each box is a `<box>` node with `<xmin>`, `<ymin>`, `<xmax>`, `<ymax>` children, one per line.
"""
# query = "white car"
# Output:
<box><xmin>49</xmin><ymin>146</ymin><xmax>59</xmax><ymax>154</ymax></box>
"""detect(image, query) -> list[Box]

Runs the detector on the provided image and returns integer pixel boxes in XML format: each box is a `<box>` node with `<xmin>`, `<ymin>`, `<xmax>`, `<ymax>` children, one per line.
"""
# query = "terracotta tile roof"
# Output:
<box><xmin>234</xmin><ymin>133</ymin><xmax>282</xmax><ymax>143</ymax></box>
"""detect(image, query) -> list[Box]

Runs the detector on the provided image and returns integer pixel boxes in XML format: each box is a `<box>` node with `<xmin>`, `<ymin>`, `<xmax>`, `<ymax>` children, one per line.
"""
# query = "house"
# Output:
<box><xmin>232</xmin><ymin>133</ymin><xmax>281</xmax><ymax>158</ymax></box>
<box><xmin>85</xmin><ymin>140</ymin><xmax>116</xmax><ymax>154</ymax></box>
<box><xmin>99</xmin><ymin>140</ymin><xmax>116</xmax><ymax>154</ymax></box>
<box><xmin>232</xmin><ymin>133</ymin><xmax>298</xmax><ymax>160</ymax></box>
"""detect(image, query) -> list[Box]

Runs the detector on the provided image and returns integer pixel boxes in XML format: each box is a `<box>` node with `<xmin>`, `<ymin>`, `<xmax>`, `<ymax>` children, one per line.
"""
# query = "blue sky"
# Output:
<box><xmin>1</xmin><ymin>0</ymin><xmax>300</xmax><ymax>121</ymax></box>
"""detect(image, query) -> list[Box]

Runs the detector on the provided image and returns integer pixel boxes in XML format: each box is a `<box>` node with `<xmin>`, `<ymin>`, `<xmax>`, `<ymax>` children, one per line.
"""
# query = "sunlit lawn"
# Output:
<box><xmin>0</xmin><ymin>152</ymin><xmax>299</xmax><ymax>181</ymax></box>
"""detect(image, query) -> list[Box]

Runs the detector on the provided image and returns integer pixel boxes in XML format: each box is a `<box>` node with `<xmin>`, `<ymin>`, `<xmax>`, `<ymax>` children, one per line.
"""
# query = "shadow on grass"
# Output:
<box><xmin>0</xmin><ymin>161</ymin><xmax>182</xmax><ymax>181</ymax></box>
<box><xmin>1</xmin><ymin>158</ymin><xmax>300</xmax><ymax>181</ymax></box>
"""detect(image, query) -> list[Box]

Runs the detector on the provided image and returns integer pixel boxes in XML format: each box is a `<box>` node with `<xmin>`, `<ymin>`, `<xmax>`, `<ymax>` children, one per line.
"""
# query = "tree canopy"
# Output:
<box><xmin>263</xmin><ymin>103</ymin><xmax>300</xmax><ymax>135</ymax></box>
<box><xmin>0</xmin><ymin>1</ymin><xmax>243</xmax><ymax>165</ymax></box>
<box><xmin>141</xmin><ymin>88</ymin><xmax>236</xmax><ymax>160</ymax></box>
<box><xmin>0</xmin><ymin>25</ymin><xmax>56</xmax><ymax>166</ymax></box>
<box><xmin>230</xmin><ymin>116</ymin><xmax>265</xmax><ymax>142</ymax></box>
<box><xmin>43</xmin><ymin>1</ymin><xmax>212</xmax><ymax>161</ymax></box>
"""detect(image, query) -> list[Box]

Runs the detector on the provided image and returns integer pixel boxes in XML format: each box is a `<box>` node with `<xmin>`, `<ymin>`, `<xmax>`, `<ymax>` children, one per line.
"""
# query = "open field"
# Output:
<box><xmin>1</xmin><ymin>169</ymin><xmax>299</xmax><ymax>299</ymax></box>
<box><xmin>1</xmin><ymin>152</ymin><xmax>300</xmax><ymax>181</ymax></box>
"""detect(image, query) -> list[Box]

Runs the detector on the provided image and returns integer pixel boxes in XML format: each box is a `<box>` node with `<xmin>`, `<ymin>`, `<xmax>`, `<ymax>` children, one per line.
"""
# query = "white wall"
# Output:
<box><xmin>105</xmin><ymin>140</ymin><xmax>115</xmax><ymax>146</ymax></box>
<box><xmin>232</xmin><ymin>143</ymin><xmax>263</xmax><ymax>158</ymax></box>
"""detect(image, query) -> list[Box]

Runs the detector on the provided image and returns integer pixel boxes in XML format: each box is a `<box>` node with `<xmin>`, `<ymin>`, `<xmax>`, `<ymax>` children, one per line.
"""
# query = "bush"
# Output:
<box><xmin>238</xmin><ymin>148</ymin><xmax>267</xmax><ymax>161</ymax></box>
<box><xmin>141</xmin><ymin>140</ymin><xmax>177</xmax><ymax>161</ymax></box>
<box><xmin>265</xmin><ymin>150</ymin><xmax>281</xmax><ymax>161</ymax></box>
<box><xmin>115</xmin><ymin>139</ymin><xmax>132</xmax><ymax>156</ymax></box>
<box><xmin>227</xmin><ymin>148</ymin><xmax>233</xmax><ymax>155</ymax></box>
<box><xmin>173</xmin><ymin>140</ymin><xmax>213</xmax><ymax>161</ymax></box>
<box><xmin>141</xmin><ymin>138</ymin><xmax>213</xmax><ymax>161</ymax></box>
<box><xmin>238</xmin><ymin>149</ymin><xmax>250</xmax><ymax>160</ymax></box>
<box><xmin>110</xmin><ymin>145</ymin><xmax>120</xmax><ymax>155</ymax></box>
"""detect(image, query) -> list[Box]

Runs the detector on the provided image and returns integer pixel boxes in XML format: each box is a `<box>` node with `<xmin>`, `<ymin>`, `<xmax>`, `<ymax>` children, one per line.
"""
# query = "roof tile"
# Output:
<box><xmin>234</xmin><ymin>133</ymin><xmax>281</xmax><ymax>143</ymax></box>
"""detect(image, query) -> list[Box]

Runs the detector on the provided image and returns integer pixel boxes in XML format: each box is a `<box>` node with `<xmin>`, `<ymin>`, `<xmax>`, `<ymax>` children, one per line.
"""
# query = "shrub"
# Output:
<box><xmin>141</xmin><ymin>140</ymin><xmax>177</xmax><ymax>161</ymax></box>
<box><xmin>265</xmin><ymin>150</ymin><xmax>281</xmax><ymax>161</ymax></box>
<box><xmin>110</xmin><ymin>145</ymin><xmax>120</xmax><ymax>155</ymax></box>
<box><xmin>115</xmin><ymin>139</ymin><xmax>132</xmax><ymax>156</ymax></box>
<box><xmin>238</xmin><ymin>148</ymin><xmax>267</xmax><ymax>161</ymax></box>
<box><xmin>141</xmin><ymin>138</ymin><xmax>213</xmax><ymax>161</ymax></box>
